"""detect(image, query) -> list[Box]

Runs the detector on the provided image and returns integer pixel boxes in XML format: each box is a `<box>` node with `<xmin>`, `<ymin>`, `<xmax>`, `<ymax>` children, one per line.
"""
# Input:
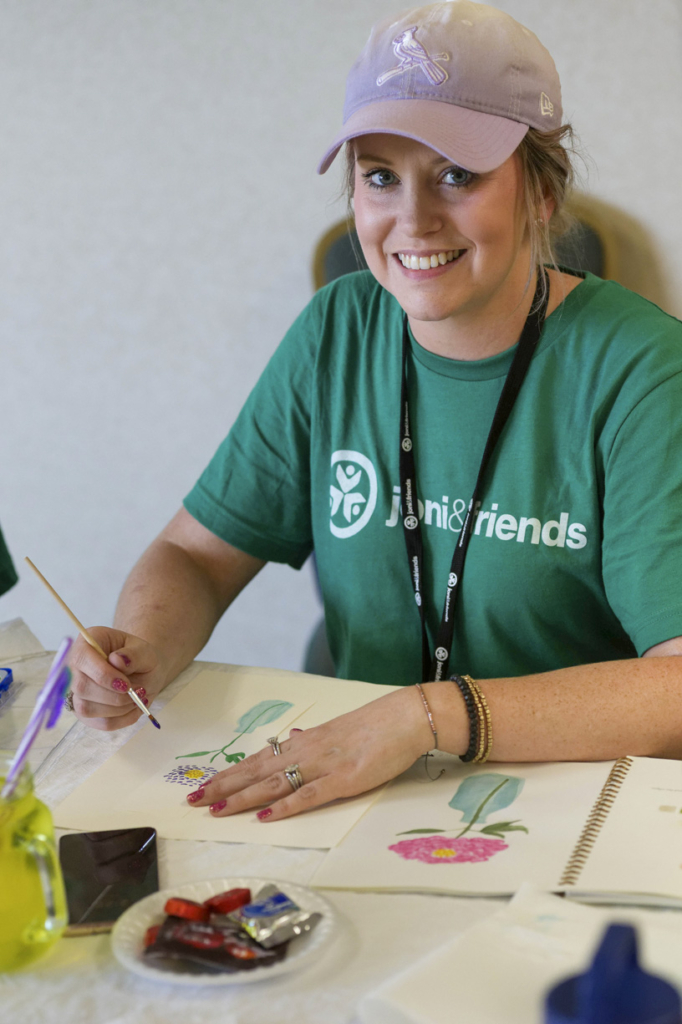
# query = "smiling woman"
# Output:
<box><xmin>68</xmin><ymin>2</ymin><xmax>682</xmax><ymax>827</ymax></box>
<box><xmin>352</xmin><ymin>136</ymin><xmax>540</xmax><ymax>358</ymax></box>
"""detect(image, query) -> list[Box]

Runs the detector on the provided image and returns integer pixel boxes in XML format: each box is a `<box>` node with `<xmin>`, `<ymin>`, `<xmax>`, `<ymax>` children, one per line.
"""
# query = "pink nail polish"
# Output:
<box><xmin>141</xmin><ymin>697</ymin><xmax>149</xmax><ymax>706</ymax></box>
<box><xmin>257</xmin><ymin>808</ymin><xmax>272</xmax><ymax>821</ymax></box>
<box><xmin>135</xmin><ymin>687</ymin><xmax>147</xmax><ymax>699</ymax></box>
<box><xmin>291</xmin><ymin>728</ymin><xmax>303</xmax><ymax>734</ymax></box>
<box><xmin>187</xmin><ymin>788</ymin><xmax>205</xmax><ymax>804</ymax></box>
<box><xmin>112</xmin><ymin>679</ymin><xmax>128</xmax><ymax>692</ymax></box>
<box><xmin>210</xmin><ymin>800</ymin><xmax>227</xmax><ymax>813</ymax></box>
<box><xmin>118</xmin><ymin>653</ymin><xmax>131</xmax><ymax>666</ymax></box>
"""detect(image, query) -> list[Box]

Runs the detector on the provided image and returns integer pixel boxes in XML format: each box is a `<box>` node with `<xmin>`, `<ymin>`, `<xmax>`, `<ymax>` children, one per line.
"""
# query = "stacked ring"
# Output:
<box><xmin>284</xmin><ymin>763</ymin><xmax>304</xmax><ymax>792</ymax></box>
<box><xmin>64</xmin><ymin>691</ymin><xmax>75</xmax><ymax>712</ymax></box>
<box><xmin>267</xmin><ymin>736</ymin><xmax>282</xmax><ymax>756</ymax></box>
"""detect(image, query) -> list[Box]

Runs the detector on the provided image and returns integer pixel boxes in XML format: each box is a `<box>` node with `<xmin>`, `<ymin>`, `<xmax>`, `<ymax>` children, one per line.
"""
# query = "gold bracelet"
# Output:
<box><xmin>464</xmin><ymin>676</ymin><xmax>493</xmax><ymax>763</ymax></box>
<box><xmin>466</xmin><ymin>677</ymin><xmax>487</xmax><ymax>763</ymax></box>
<box><xmin>415</xmin><ymin>683</ymin><xmax>438</xmax><ymax>750</ymax></box>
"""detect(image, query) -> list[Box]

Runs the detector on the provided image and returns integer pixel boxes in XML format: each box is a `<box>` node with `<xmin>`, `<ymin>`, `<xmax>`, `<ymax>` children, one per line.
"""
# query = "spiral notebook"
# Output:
<box><xmin>312</xmin><ymin>755</ymin><xmax>682</xmax><ymax>906</ymax></box>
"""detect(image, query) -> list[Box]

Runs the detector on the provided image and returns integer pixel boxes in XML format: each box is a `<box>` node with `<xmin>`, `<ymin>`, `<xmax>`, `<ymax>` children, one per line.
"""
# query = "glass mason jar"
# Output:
<box><xmin>0</xmin><ymin>752</ymin><xmax>67</xmax><ymax>971</ymax></box>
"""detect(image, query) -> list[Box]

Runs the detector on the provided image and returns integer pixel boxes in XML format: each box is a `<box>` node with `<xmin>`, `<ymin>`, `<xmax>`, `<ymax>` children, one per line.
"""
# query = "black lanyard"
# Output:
<box><xmin>399</xmin><ymin>272</ymin><xmax>549</xmax><ymax>682</ymax></box>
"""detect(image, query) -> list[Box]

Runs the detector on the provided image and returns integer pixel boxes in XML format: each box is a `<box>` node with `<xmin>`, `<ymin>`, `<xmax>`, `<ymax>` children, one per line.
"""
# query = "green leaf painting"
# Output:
<box><xmin>395</xmin><ymin>772</ymin><xmax>529</xmax><ymax>850</ymax></box>
<box><xmin>479</xmin><ymin>821</ymin><xmax>529</xmax><ymax>838</ymax></box>
<box><xmin>176</xmin><ymin>699</ymin><xmax>294</xmax><ymax>764</ymax></box>
<box><xmin>448</xmin><ymin>773</ymin><xmax>524</xmax><ymax>823</ymax></box>
<box><xmin>236</xmin><ymin>701</ymin><xmax>294</xmax><ymax>734</ymax></box>
<box><xmin>396</xmin><ymin>828</ymin><xmax>447</xmax><ymax>835</ymax></box>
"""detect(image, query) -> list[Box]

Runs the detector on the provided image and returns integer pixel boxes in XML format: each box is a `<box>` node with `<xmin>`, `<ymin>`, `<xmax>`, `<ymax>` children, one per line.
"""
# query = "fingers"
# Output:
<box><xmin>191</xmin><ymin>745</ymin><xmax>280</xmax><ymax>803</ymax></box>
<box><xmin>68</xmin><ymin>628</ymin><xmax>161</xmax><ymax>731</ymax></box>
<box><xmin>72</xmin><ymin>688</ymin><xmax>148</xmax><ymax>720</ymax></box>
<box><xmin>205</xmin><ymin>769</ymin><xmax>294</xmax><ymax>816</ymax></box>
<box><xmin>185</xmin><ymin>730</ymin><xmax>352</xmax><ymax>822</ymax></box>
<box><xmin>74</xmin><ymin>705</ymin><xmax>143</xmax><ymax>732</ymax></box>
<box><xmin>69</xmin><ymin>631</ymin><xmax>132</xmax><ymax>700</ymax></box>
<box><xmin>185</xmin><ymin>738</ymin><xmax>299</xmax><ymax>807</ymax></box>
<box><xmin>70</xmin><ymin>630</ymin><xmax>157</xmax><ymax>696</ymax></box>
<box><xmin>197</xmin><ymin>768</ymin><xmax>343</xmax><ymax>823</ymax></box>
<box><xmin>107</xmin><ymin>634</ymin><xmax>159</xmax><ymax>680</ymax></box>
<box><xmin>255</xmin><ymin>777</ymin><xmax>342</xmax><ymax>822</ymax></box>
<box><xmin>186</xmin><ymin>689</ymin><xmax>426</xmax><ymax>823</ymax></box>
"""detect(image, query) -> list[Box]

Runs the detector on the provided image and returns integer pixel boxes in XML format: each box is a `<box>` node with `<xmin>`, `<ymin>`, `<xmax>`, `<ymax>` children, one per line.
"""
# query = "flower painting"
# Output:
<box><xmin>164</xmin><ymin>764</ymin><xmax>219</xmax><ymax>787</ymax></box>
<box><xmin>389</xmin><ymin>772</ymin><xmax>527</xmax><ymax>865</ymax></box>
<box><xmin>174</xmin><ymin>699</ymin><xmax>295</xmax><ymax>765</ymax></box>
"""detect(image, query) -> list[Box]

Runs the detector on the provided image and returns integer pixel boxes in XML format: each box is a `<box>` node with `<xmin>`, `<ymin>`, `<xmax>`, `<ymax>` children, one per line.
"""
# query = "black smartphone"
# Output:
<box><xmin>59</xmin><ymin>826</ymin><xmax>159</xmax><ymax>935</ymax></box>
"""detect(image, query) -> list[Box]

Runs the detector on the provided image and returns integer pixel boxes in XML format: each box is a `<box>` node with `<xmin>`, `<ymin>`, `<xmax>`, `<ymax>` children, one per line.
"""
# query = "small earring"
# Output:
<box><xmin>536</xmin><ymin>217</ymin><xmax>545</xmax><ymax>226</ymax></box>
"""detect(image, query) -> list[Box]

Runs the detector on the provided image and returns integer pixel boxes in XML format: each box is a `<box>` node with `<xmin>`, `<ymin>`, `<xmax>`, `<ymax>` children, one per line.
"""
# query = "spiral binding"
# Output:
<box><xmin>558</xmin><ymin>756</ymin><xmax>634</xmax><ymax>888</ymax></box>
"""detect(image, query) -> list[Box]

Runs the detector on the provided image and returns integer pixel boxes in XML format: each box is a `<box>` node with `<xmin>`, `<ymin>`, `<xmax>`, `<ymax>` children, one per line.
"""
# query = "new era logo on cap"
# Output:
<box><xmin>540</xmin><ymin>92</ymin><xmax>554</xmax><ymax>117</ymax></box>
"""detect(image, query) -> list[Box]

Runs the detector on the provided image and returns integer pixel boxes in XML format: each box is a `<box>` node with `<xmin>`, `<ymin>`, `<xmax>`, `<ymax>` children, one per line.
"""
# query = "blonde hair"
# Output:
<box><xmin>516</xmin><ymin>124</ymin><xmax>580</xmax><ymax>304</ymax></box>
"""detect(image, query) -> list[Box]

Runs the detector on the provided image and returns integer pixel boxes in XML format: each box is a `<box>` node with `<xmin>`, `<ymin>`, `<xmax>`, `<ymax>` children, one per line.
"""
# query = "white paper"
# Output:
<box><xmin>359</xmin><ymin>883</ymin><xmax>682</xmax><ymax>1024</ymax></box>
<box><xmin>52</xmin><ymin>666</ymin><xmax>399</xmax><ymax>849</ymax></box>
<box><xmin>571</xmin><ymin>756</ymin><xmax>682</xmax><ymax>902</ymax></box>
<box><xmin>313</xmin><ymin>756</ymin><xmax>614</xmax><ymax>895</ymax></box>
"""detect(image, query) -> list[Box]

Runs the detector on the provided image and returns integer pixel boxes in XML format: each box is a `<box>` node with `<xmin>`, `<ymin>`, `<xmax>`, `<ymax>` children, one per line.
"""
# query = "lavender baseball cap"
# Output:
<box><xmin>317</xmin><ymin>0</ymin><xmax>562</xmax><ymax>175</ymax></box>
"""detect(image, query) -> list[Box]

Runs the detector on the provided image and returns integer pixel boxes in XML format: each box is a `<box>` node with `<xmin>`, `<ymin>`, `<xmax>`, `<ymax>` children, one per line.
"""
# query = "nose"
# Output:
<box><xmin>398</xmin><ymin>183</ymin><xmax>445</xmax><ymax>239</ymax></box>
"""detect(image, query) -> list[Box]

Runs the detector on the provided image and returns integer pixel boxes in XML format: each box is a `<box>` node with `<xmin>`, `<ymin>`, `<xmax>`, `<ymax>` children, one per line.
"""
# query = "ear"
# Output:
<box><xmin>538</xmin><ymin>191</ymin><xmax>557</xmax><ymax>223</ymax></box>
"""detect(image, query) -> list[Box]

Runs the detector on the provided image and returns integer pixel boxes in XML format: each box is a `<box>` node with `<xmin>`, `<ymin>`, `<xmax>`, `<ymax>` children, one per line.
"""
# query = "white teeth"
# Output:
<box><xmin>398</xmin><ymin>250</ymin><xmax>462</xmax><ymax>269</ymax></box>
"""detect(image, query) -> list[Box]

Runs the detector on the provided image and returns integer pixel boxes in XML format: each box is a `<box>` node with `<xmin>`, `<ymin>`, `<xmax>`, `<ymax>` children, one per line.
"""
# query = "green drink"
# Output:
<box><xmin>0</xmin><ymin>753</ymin><xmax>67</xmax><ymax>971</ymax></box>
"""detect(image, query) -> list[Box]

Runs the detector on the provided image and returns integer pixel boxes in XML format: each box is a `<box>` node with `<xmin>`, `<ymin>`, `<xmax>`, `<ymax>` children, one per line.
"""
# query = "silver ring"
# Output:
<box><xmin>267</xmin><ymin>736</ymin><xmax>281</xmax><ymax>756</ymax></box>
<box><xmin>64</xmin><ymin>691</ymin><xmax>75</xmax><ymax>712</ymax></box>
<box><xmin>284</xmin><ymin>763</ymin><xmax>303</xmax><ymax>792</ymax></box>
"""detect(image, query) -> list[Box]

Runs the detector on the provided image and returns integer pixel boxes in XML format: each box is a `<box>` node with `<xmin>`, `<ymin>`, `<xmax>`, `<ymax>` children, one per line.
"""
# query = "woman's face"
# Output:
<box><xmin>352</xmin><ymin>134</ymin><xmax>533</xmax><ymax>336</ymax></box>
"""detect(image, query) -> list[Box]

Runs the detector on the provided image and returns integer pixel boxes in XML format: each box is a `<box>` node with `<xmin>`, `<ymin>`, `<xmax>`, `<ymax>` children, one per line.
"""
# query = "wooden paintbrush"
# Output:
<box><xmin>24</xmin><ymin>556</ymin><xmax>161</xmax><ymax>729</ymax></box>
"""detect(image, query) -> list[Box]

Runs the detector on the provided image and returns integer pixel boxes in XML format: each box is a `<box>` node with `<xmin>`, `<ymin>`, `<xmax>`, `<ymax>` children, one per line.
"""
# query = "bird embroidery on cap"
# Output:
<box><xmin>376</xmin><ymin>26</ymin><xmax>450</xmax><ymax>87</ymax></box>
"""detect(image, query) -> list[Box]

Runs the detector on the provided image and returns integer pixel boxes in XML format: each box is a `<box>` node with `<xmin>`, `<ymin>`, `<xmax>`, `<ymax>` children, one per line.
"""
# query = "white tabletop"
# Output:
<box><xmin>0</xmin><ymin>619</ymin><xmax>502</xmax><ymax>1024</ymax></box>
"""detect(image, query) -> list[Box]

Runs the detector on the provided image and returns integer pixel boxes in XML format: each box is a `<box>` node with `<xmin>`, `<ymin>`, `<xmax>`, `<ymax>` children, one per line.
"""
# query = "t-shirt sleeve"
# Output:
<box><xmin>183</xmin><ymin>299</ymin><xmax>320</xmax><ymax>569</ymax></box>
<box><xmin>602</xmin><ymin>369</ymin><xmax>682</xmax><ymax>653</ymax></box>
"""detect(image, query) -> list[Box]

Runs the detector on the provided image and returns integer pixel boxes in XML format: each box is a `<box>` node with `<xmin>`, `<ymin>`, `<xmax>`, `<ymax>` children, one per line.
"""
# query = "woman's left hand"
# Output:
<box><xmin>185</xmin><ymin>687</ymin><xmax>434</xmax><ymax>822</ymax></box>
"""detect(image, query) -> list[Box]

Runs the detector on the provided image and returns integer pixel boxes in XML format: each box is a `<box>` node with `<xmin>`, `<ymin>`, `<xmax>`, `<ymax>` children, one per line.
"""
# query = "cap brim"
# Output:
<box><xmin>317</xmin><ymin>99</ymin><xmax>529</xmax><ymax>175</ymax></box>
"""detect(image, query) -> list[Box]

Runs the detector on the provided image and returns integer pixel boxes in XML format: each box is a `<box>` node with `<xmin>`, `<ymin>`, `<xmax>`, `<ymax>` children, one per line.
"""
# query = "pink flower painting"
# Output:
<box><xmin>389</xmin><ymin>834</ymin><xmax>508</xmax><ymax>864</ymax></box>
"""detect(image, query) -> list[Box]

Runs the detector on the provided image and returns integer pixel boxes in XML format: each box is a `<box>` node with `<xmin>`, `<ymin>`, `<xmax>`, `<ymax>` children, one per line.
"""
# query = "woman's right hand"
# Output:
<box><xmin>68</xmin><ymin>628</ymin><xmax>166</xmax><ymax>731</ymax></box>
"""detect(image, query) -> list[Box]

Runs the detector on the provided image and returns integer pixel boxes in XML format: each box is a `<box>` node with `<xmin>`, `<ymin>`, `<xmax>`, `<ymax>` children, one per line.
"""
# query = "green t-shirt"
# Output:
<box><xmin>0</xmin><ymin>524</ymin><xmax>17</xmax><ymax>598</ymax></box>
<box><xmin>185</xmin><ymin>271</ymin><xmax>682</xmax><ymax>685</ymax></box>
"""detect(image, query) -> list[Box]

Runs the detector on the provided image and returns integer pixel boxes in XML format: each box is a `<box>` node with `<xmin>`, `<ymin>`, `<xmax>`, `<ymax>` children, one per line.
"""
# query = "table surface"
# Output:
<box><xmin>0</xmin><ymin>619</ymin><xmax>502</xmax><ymax>1024</ymax></box>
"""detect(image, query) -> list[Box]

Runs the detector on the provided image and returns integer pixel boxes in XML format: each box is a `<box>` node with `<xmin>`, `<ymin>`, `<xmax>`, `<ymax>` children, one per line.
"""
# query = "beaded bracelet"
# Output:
<box><xmin>449</xmin><ymin>674</ymin><xmax>479</xmax><ymax>762</ymax></box>
<box><xmin>466</xmin><ymin>676</ymin><xmax>493</xmax><ymax>763</ymax></box>
<box><xmin>415</xmin><ymin>683</ymin><xmax>438</xmax><ymax>750</ymax></box>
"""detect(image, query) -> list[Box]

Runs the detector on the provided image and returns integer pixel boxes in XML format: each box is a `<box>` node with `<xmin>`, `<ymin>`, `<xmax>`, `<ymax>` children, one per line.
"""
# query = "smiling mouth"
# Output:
<box><xmin>397</xmin><ymin>249</ymin><xmax>464</xmax><ymax>270</ymax></box>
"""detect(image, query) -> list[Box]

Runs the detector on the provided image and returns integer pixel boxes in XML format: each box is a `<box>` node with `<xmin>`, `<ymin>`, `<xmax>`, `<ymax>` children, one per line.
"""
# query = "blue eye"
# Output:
<box><xmin>443</xmin><ymin>166</ymin><xmax>474</xmax><ymax>187</ymax></box>
<box><xmin>362</xmin><ymin>169</ymin><xmax>398</xmax><ymax>189</ymax></box>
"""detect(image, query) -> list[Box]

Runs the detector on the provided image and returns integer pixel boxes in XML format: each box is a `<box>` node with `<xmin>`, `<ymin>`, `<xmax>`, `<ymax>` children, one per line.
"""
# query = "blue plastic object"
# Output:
<box><xmin>546</xmin><ymin>924</ymin><xmax>681</xmax><ymax>1024</ymax></box>
<box><xmin>0</xmin><ymin>666</ymin><xmax>13</xmax><ymax>694</ymax></box>
<box><xmin>0</xmin><ymin>666</ymin><xmax>14</xmax><ymax>709</ymax></box>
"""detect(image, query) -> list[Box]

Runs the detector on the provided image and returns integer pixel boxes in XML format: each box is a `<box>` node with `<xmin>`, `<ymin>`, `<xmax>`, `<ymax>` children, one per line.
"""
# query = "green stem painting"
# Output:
<box><xmin>174</xmin><ymin>699</ymin><xmax>294</xmax><ymax>765</ymax></box>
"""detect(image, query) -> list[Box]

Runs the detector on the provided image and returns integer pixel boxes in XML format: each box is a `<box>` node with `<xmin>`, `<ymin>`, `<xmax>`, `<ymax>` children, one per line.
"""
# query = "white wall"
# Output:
<box><xmin>2</xmin><ymin>0</ymin><xmax>681</xmax><ymax>666</ymax></box>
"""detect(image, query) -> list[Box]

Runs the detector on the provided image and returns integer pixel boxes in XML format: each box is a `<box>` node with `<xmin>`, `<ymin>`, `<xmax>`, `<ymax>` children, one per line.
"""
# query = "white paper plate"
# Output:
<box><xmin>111</xmin><ymin>876</ymin><xmax>339</xmax><ymax>986</ymax></box>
